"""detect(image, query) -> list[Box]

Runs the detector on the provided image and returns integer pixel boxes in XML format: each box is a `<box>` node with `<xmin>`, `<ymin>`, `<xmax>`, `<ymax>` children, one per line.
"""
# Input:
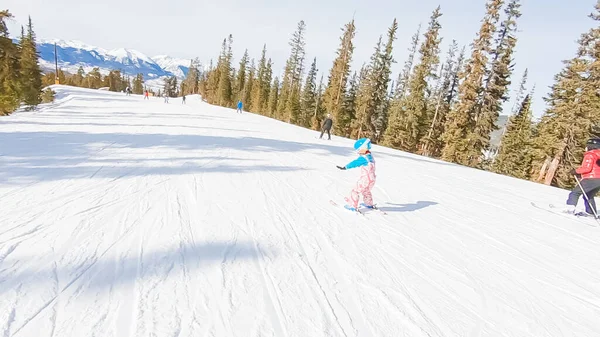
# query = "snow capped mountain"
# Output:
<box><xmin>152</xmin><ymin>55</ymin><xmax>192</xmax><ymax>79</ymax></box>
<box><xmin>34</xmin><ymin>39</ymin><xmax>191</xmax><ymax>81</ymax></box>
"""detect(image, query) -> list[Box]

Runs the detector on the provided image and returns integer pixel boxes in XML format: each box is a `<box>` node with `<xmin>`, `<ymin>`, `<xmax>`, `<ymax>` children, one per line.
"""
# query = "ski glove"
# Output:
<box><xmin>336</xmin><ymin>165</ymin><xmax>346</xmax><ymax>170</ymax></box>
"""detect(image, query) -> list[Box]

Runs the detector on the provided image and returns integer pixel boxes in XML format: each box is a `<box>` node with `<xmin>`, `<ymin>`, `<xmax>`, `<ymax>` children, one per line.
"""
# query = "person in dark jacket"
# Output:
<box><xmin>320</xmin><ymin>114</ymin><xmax>333</xmax><ymax>140</ymax></box>
<box><xmin>564</xmin><ymin>138</ymin><xmax>600</xmax><ymax>217</ymax></box>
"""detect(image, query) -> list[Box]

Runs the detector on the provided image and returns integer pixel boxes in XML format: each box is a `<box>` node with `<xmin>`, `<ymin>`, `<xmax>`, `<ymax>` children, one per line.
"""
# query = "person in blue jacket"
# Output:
<box><xmin>336</xmin><ymin>138</ymin><xmax>377</xmax><ymax>211</ymax></box>
<box><xmin>237</xmin><ymin>100</ymin><xmax>243</xmax><ymax>113</ymax></box>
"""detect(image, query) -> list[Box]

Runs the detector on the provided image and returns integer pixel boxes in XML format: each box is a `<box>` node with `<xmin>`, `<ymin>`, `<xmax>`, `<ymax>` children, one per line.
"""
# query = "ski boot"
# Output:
<box><xmin>344</xmin><ymin>204</ymin><xmax>358</xmax><ymax>212</ymax></box>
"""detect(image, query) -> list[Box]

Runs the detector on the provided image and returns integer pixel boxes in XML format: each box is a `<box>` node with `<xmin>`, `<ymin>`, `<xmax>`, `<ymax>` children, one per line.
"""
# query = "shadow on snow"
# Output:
<box><xmin>377</xmin><ymin>201</ymin><xmax>438</xmax><ymax>213</ymax></box>
<box><xmin>0</xmin><ymin>129</ymin><xmax>355</xmax><ymax>183</ymax></box>
<box><xmin>0</xmin><ymin>240</ymin><xmax>277</xmax><ymax>296</ymax></box>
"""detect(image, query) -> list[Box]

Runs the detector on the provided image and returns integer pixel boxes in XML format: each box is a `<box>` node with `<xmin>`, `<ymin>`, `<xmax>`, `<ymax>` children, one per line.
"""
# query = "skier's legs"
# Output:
<box><xmin>567</xmin><ymin>178</ymin><xmax>600</xmax><ymax>213</ymax></box>
<box><xmin>580</xmin><ymin>179</ymin><xmax>600</xmax><ymax>214</ymax></box>
<box><xmin>327</xmin><ymin>129</ymin><xmax>331</xmax><ymax>140</ymax></box>
<box><xmin>345</xmin><ymin>177</ymin><xmax>370</xmax><ymax>209</ymax></box>
<box><xmin>566</xmin><ymin>185</ymin><xmax>582</xmax><ymax>208</ymax></box>
<box><xmin>344</xmin><ymin>187</ymin><xmax>360</xmax><ymax>209</ymax></box>
<box><xmin>361</xmin><ymin>180</ymin><xmax>376</xmax><ymax>206</ymax></box>
<box><xmin>319</xmin><ymin>129</ymin><xmax>324</xmax><ymax>139</ymax></box>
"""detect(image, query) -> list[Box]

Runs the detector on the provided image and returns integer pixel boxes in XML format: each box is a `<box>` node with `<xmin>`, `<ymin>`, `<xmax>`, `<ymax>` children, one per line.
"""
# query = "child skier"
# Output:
<box><xmin>563</xmin><ymin>138</ymin><xmax>600</xmax><ymax>218</ymax></box>
<box><xmin>336</xmin><ymin>138</ymin><xmax>376</xmax><ymax>211</ymax></box>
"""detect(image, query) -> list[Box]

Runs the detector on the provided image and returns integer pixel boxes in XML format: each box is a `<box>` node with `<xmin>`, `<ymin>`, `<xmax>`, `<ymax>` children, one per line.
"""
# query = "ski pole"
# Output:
<box><xmin>574</xmin><ymin>173</ymin><xmax>599</xmax><ymax>219</ymax></box>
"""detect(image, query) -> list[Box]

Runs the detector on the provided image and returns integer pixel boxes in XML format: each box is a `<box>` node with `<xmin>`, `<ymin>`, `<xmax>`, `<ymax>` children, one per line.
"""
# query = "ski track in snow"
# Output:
<box><xmin>1</xmin><ymin>85</ymin><xmax>600</xmax><ymax>336</ymax></box>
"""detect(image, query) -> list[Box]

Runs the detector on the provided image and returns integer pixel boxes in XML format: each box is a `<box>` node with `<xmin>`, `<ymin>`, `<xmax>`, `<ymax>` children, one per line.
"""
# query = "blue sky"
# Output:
<box><xmin>4</xmin><ymin>0</ymin><xmax>597</xmax><ymax>118</ymax></box>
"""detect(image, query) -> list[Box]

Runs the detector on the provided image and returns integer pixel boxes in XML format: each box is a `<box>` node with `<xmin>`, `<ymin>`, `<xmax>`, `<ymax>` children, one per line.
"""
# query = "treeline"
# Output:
<box><xmin>197</xmin><ymin>2</ymin><xmax>521</xmax><ymax>170</ymax></box>
<box><xmin>42</xmin><ymin>67</ymin><xmax>141</xmax><ymax>93</ymax></box>
<box><xmin>0</xmin><ymin>11</ymin><xmax>43</xmax><ymax>115</ymax></box>
<box><xmin>3</xmin><ymin>1</ymin><xmax>600</xmax><ymax>189</ymax></box>
<box><xmin>194</xmin><ymin>0</ymin><xmax>600</xmax><ymax>189</ymax></box>
<box><xmin>41</xmin><ymin>60</ymin><xmax>203</xmax><ymax>98</ymax></box>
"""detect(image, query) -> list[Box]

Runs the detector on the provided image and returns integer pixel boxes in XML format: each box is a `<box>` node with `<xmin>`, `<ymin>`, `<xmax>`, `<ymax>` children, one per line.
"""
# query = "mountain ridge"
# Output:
<box><xmin>29</xmin><ymin>38</ymin><xmax>193</xmax><ymax>81</ymax></box>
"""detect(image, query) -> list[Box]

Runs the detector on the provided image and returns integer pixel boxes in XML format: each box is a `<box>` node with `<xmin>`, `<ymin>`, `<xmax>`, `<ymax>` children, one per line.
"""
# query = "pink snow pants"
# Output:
<box><xmin>345</xmin><ymin>165</ymin><xmax>376</xmax><ymax>209</ymax></box>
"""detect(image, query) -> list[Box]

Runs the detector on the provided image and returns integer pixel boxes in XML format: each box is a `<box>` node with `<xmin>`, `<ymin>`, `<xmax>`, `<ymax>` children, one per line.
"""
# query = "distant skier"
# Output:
<box><xmin>319</xmin><ymin>114</ymin><xmax>333</xmax><ymax>140</ymax></box>
<box><xmin>237</xmin><ymin>100</ymin><xmax>243</xmax><ymax>113</ymax></box>
<box><xmin>144</xmin><ymin>90</ymin><xmax>149</xmax><ymax>100</ymax></box>
<box><xmin>182</xmin><ymin>95</ymin><xmax>186</xmax><ymax>104</ymax></box>
<box><xmin>336</xmin><ymin>138</ymin><xmax>376</xmax><ymax>212</ymax></box>
<box><xmin>562</xmin><ymin>138</ymin><xmax>600</xmax><ymax>218</ymax></box>
<box><xmin>164</xmin><ymin>93</ymin><xmax>169</xmax><ymax>103</ymax></box>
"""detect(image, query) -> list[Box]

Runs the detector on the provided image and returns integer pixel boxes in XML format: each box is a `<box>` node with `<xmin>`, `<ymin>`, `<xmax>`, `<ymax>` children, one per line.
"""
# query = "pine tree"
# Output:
<box><xmin>267</xmin><ymin>76</ymin><xmax>280</xmax><ymax>117</ymax></box>
<box><xmin>488</xmin><ymin>66</ymin><xmax>528</xmax><ymax>157</ymax></box>
<box><xmin>510</xmin><ymin>68</ymin><xmax>528</xmax><ymax>115</ymax></box>
<box><xmin>372</xmin><ymin>19</ymin><xmax>399</xmax><ymax>140</ymax></box>
<box><xmin>19</xmin><ymin>16</ymin><xmax>43</xmax><ymax>109</ymax></box>
<box><xmin>531</xmin><ymin>0</ymin><xmax>600</xmax><ymax>187</ymax></box>
<box><xmin>163</xmin><ymin>76</ymin><xmax>177</xmax><ymax>96</ymax></box>
<box><xmin>242</xmin><ymin>59</ymin><xmax>255</xmax><ymax>108</ymax></box>
<box><xmin>234</xmin><ymin>50</ymin><xmax>249</xmax><ymax>101</ymax></box>
<box><xmin>350</xmin><ymin>19</ymin><xmax>398</xmax><ymax>140</ymax></box>
<box><xmin>133</xmin><ymin>73</ymin><xmax>144</xmax><ymax>94</ymax></box>
<box><xmin>311</xmin><ymin>74</ymin><xmax>326</xmax><ymax>130</ymax></box>
<box><xmin>441</xmin><ymin>0</ymin><xmax>505</xmax><ymax>165</ymax></box>
<box><xmin>475</xmin><ymin>0</ymin><xmax>521</xmax><ymax>166</ymax></box>
<box><xmin>339</xmin><ymin>71</ymin><xmax>358</xmax><ymax>136</ymax></box>
<box><xmin>492</xmin><ymin>93</ymin><xmax>534</xmax><ymax>178</ymax></box>
<box><xmin>182</xmin><ymin>58</ymin><xmax>200</xmax><ymax>95</ymax></box>
<box><xmin>42</xmin><ymin>72</ymin><xmax>55</xmax><ymax>87</ymax></box>
<box><xmin>262</xmin><ymin>58</ymin><xmax>273</xmax><ymax>112</ymax></box>
<box><xmin>207</xmin><ymin>58</ymin><xmax>219</xmax><ymax>102</ymax></box>
<box><xmin>85</xmin><ymin>67</ymin><xmax>103</xmax><ymax>89</ymax></box>
<box><xmin>420</xmin><ymin>40</ymin><xmax>463</xmax><ymax>157</ymax></box>
<box><xmin>395</xmin><ymin>24</ymin><xmax>422</xmax><ymax>102</ymax></box>
<box><xmin>0</xmin><ymin>10</ymin><xmax>21</xmax><ymax>115</ymax></box>
<box><xmin>322</xmin><ymin>19</ymin><xmax>356</xmax><ymax>135</ymax></box>
<box><xmin>351</xmin><ymin>47</ymin><xmax>379</xmax><ymax>139</ymax></box>
<box><xmin>57</xmin><ymin>68</ymin><xmax>66</xmax><ymax>86</ymax></box>
<box><xmin>217</xmin><ymin>34</ymin><xmax>233</xmax><ymax>106</ymax></box>
<box><xmin>72</xmin><ymin>66</ymin><xmax>85</xmax><ymax>87</ymax></box>
<box><xmin>382</xmin><ymin>8</ymin><xmax>443</xmax><ymax>152</ymax></box>
<box><xmin>300</xmin><ymin>57</ymin><xmax>318</xmax><ymax>127</ymax></box>
<box><xmin>277</xmin><ymin>20</ymin><xmax>306</xmax><ymax>122</ymax></box>
<box><xmin>250</xmin><ymin>44</ymin><xmax>268</xmax><ymax>113</ymax></box>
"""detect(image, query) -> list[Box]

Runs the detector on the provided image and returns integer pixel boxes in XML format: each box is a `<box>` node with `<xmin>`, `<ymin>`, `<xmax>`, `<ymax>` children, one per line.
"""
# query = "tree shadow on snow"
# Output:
<box><xmin>0</xmin><ymin>120</ymin><xmax>257</xmax><ymax>133</ymax></box>
<box><xmin>0</xmin><ymin>240</ymin><xmax>278</xmax><ymax>296</ymax></box>
<box><xmin>374</xmin><ymin>150</ymin><xmax>457</xmax><ymax>168</ymax></box>
<box><xmin>377</xmin><ymin>201</ymin><xmax>438</xmax><ymax>213</ymax></box>
<box><xmin>0</xmin><ymin>129</ymin><xmax>353</xmax><ymax>183</ymax></box>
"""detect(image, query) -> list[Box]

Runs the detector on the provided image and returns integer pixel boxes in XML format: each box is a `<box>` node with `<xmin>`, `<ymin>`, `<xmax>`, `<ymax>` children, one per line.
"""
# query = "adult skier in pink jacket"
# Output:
<box><xmin>336</xmin><ymin>138</ymin><xmax>376</xmax><ymax>211</ymax></box>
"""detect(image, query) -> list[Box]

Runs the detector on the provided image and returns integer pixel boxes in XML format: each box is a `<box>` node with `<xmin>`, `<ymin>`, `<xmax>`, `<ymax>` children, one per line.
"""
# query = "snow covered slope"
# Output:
<box><xmin>1</xmin><ymin>85</ymin><xmax>599</xmax><ymax>337</ymax></box>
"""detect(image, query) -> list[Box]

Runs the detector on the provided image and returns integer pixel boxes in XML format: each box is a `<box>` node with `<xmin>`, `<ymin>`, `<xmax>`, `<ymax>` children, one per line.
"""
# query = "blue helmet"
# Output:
<box><xmin>353</xmin><ymin>138</ymin><xmax>371</xmax><ymax>151</ymax></box>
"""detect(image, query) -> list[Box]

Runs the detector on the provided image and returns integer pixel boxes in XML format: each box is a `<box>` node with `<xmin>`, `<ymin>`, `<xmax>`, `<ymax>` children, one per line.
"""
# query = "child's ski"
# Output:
<box><xmin>329</xmin><ymin>200</ymin><xmax>387</xmax><ymax>216</ymax></box>
<box><xmin>329</xmin><ymin>200</ymin><xmax>364</xmax><ymax>215</ymax></box>
<box><xmin>360</xmin><ymin>203</ymin><xmax>387</xmax><ymax>215</ymax></box>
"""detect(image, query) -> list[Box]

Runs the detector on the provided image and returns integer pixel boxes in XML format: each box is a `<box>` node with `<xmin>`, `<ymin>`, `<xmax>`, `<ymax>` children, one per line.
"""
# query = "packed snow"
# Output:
<box><xmin>1</xmin><ymin>85</ymin><xmax>599</xmax><ymax>337</ymax></box>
